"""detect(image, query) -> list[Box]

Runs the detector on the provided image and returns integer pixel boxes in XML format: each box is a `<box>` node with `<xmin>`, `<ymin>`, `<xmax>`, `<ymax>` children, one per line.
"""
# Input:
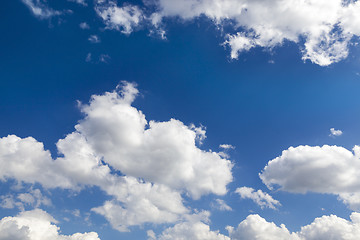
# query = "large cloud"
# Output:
<box><xmin>0</xmin><ymin>82</ymin><xmax>233</xmax><ymax>231</ymax></box>
<box><xmin>260</xmin><ymin>145</ymin><xmax>360</xmax><ymax>210</ymax></box>
<box><xmin>0</xmin><ymin>209</ymin><xmax>100</xmax><ymax>240</ymax></box>
<box><xmin>94</xmin><ymin>0</ymin><xmax>360</xmax><ymax>66</ymax></box>
<box><xmin>227</xmin><ymin>212</ymin><xmax>360</xmax><ymax>240</ymax></box>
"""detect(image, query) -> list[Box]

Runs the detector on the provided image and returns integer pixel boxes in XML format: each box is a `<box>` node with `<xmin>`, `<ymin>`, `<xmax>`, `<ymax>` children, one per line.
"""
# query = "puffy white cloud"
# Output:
<box><xmin>260</xmin><ymin>145</ymin><xmax>360</xmax><ymax>210</ymax></box>
<box><xmin>227</xmin><ymin>214</ymin><xmax>299</xmax><ymax>240</ymax></box>
<box><xmin>228</xmin><ymin>212</ymin><xmax>360</xmax><ymax>240</ymax></box>
<box><xmin>76</xmin><ymin>82</ymin><xmax>233</xmax><ymax>199</ymax></box>
<box><xmin>95</xmin><ymin>1</ymin><xmax>144</xmax><ymax>34</ymax></box>
<box><xmin>21</xmin><ymin>0</ymin><xmax>62</xmax><ymax>19</ymax></box>
<box><xmin>219</xmin><ymin>144</ymin><xmax>235</xmax><ymax>150</ymax></box>
<box><xmin>330</xmin><ymin>128</ymin><xmax>343</xmax><ymax>137</ymax></box>
<box><xmin>235</xmin><ymin>187</ymin><xmax>281</xmax><ymax>210</ymax></box>
<box><xmin>150</xmin><ymin>211</ymin><xmax>230</xmax><ymax>240</ymax></box>
<box><xmin>0</xmin><ymin>82</ymin><xmax>232</xmax><ymax>231</ymax></box>
<box><xmin>0</xmin><ymin>209</ymin><xmax>100</xmax><ymax>240</ymax></box>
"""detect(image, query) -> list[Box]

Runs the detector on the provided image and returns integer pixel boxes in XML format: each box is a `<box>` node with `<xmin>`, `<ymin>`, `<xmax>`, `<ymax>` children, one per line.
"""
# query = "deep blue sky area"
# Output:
<box><xmin>2</xmin><ymin>0</ymin><xmax>360</xmax><ymax>239</ymax></box>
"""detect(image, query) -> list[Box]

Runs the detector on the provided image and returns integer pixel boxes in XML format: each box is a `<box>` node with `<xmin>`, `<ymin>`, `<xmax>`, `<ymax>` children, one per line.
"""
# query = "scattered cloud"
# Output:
<box><xmin>0</xmin><ymin>209</ymin><xmax>100</xmax><ymax>240</ymax></box>
<box><xmin>95</xmin><ymin>1</ymin><xmax>144</xmax><ymax>34</ymax></box>
<box><xmin>99</xmin><ymin>54</ymin><xmax>110</xmax><ymax>63</ymax></box>
<box><xmin>329</xmin><ymin>128</ymin><xmax>343</xmax><ymax>137</ymax></box>
<box><xmin>211</xmin><ymin>199</ymin><xmax>232</xmax><ymax>211</ymax></box>
<box><xmin>88</xmin><ymin>35</ymin><xmax>101</xmax><ymax>43</ymax></box>
<box><xmin>68</xmin><ymin>0</ymin><xmax>87</xmax><ymax>6</ymax></box>
<box><xmin>219</xmin><ymin>144</ymin><xmax>235</xmax><ymax>150</ymax></box>
<box><xmin>80</xmin><ymin>22</ymin><xmax>90</xmax><ymax>29</ymax></box>
<box><xmin>85</xmin><ymin>52</ymin><xmax>92</xmax><ymax>62</ymax></box>
<box><xmin>21</xmin><ymin>0</ymin><xmax>62</xmax><ymax>19</ymax></box>
<box><xmin>260</xmin><ymin>145</ymin><xmax>360</xmax><ymax>210</ymax></box>
<box><xmin>235</xmin><ymin>187</ymin><xmax>281</xmax><ymax>210</ymax></box>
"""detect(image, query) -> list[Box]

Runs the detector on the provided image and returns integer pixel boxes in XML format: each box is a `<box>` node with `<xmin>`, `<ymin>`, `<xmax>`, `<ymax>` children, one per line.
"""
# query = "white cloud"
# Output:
<box><xmin>85</xmin><ymin>53</ymin><xmax>92</xmax><ymax>62</ymax></box>
<box><xmin>80</xmin><ymin>22</ymin><xmax>90</xmax><ymax>29</ymax></box>
<box><xmin>227</xmin><ymin>214</ymin><xmax>299</xmax><ymax>240</ymax></box>
<box><xmin>69</xmin><ymin>0</ymin><xmax>87</xmax><ymax>6</ymax></box>
<box><xmin>211</xmin><ymin>199</ymin><xmax>232</xmax><ymax>211</ymax></box>
<box><xmin>330</xmin><ymin>128</ymin><xmax>343</xmax><ymax>137</ymax></box>
<box><xmin>219</xmin><ymin>144</ymin><xmax>235</xmax><ymax>150</ymax></box>
<box><xmin>260</xmin><ymin>145</ymin><xmax>360</xmax><ymax>210</ymax></box>
<box><xmin>21</xmin><ymin>0</ymin><xmax>62</xmax><ymax>19</ymax></box>
<box><xmin>228</xmin><ymin>212</ymin><xmax>360</xmax><ymax>240</ymax></box>
<box><xmin>150</xmin><ymin>211</ymin><xmax>230</xmax><ymax>240</ymax></box>
<box><xmin>0</xmin><ymin>188</ymin><xmax>51</xmax><ymax>211</ymax></box>
<box><xmin>88</xmin><ymin>35</ymin><xmax>101</xmax><ymax>43</ymax></box>
<box><xmin>235</xmin><ymin>187</ymin><xmax>281</xmax><ymax>210</ymax></box>
<box><xmin>95</xmin><ymin>0</ymin><xmax>360</xmax><ymax>66</ymax></box>
<box><xmin>95</xmin><ymin>1</ymin><xmax>144</xmax><ymax>34</ymax></box>
<box><xmin>0</xmin><ymin>82</ymin><xmax>233</xmax><ymax>231</ymax></box>
<box><xmin>76</xmin><ymin>82</ymin><xmax>233</xmax><ymax>199</ymax></box>
<box><xmin>99</xmin><ymin>54</ymin><xmax>110</xmax><ymax>63</ymax></box>
<box><xmin>0</xmin><ymin>209</ymin><xmax>100</xmax><ymax>240</ymax></box>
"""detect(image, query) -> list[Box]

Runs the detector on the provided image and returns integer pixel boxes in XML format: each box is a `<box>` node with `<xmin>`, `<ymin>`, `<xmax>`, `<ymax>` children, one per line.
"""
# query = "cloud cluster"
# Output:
<box><xmin>0</xmin><ymin>82</ymin><xmax>233</xmax><ymax>231</ymax></box>
<box><xmin>235</xmin><ymin>187</ymin><xmax>281</xmax><ymax>210</ymax></box>
<box><xmin>260</xmin><ymin>145</ymin><xmax>360</xmax><ymax>210</ymax></box>
<box><xmin>0</xmin><ymin>209</ymin><xmax>100</xmax><ymax>240</ymax></box>
<box><xmin>93</xmin><ymin>0</ymin><xmax>360</xmax><ymax>66</ymax></box>
<box><xmin>330</xmin><ymin>128</ymin><xmax>343</xmax><ymax>137</ymax></box>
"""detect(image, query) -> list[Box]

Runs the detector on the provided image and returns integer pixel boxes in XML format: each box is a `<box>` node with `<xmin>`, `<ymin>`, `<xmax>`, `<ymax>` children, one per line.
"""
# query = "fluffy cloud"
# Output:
<box><xmin>228</xmin><ymin>212</ymin><xmax>360</xmax><ymax>240</ymax></box>
<box><xmin>211</xmin><ymin>199</ymin><xmax>232</xmax><ymax>211</ymax></box>
<box><xmin>149</xmin><ymin>211</ymin><xmax>230</xmax><ymax>240</ymax></box>
<box><xmin>0</xmin><ymin>209</ymin><xmax>99</xmax><ymax>240</ymax></box>
<box><xmin>21</xmin><ymin>0</ymin><xmax>62</xmax><ymax>19</ymax></box>
<box><xmin>76</xmin><ymin>82</ymin><xmax>233</xmax><ymax>199</ymax></box>
<box><xmin>235</xmin><ymin>187</ymin><xmax>281</xmax><ymax>210</ymax></box>
<box><xmin>1</xmin><ymin>188</ymin><xmax>51</xmax><ymax>211</ymax></box>
<box><xmin>330</xmin><ymin>128</ymin><xmax>343</xmax><ymax>137</ymax></box>
<box><xmin>95</xmin><ymin>1</ymin><xmax>144</xmax><ymax>34</ymax></box>
<box><xmin>88</xmin><ymin>35</ymin><xmax>101</xmax><ymax>43</ymax></box>
<box><xmin>0</xmin><ymin>82</ymin><xmax>232</xmax><ymax>231</ymax></box>
<box><xmin>260</xmin><ymin>145</ymin><xmax>360</xmax><ymax>210</ymax></box>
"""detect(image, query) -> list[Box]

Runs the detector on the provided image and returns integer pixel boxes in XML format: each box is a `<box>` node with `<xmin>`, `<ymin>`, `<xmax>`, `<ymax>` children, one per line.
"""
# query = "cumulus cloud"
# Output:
<box><xmin>330</xmin><ymin>128</ymin><xmax>343</xmax><ymax>137</ymax></box>
<box><xmin>0</xmin><ymin>82</ymin><xmax>233</xmax><ymax>231</ymax></box>
<box><xmin>228</xmin><ymin>212</ymin><xmax>360</xmax><ymax>240</ymax></box>
<box><xmin>260</xmin><ymin>145</ymin><xmax>360</xmax><ymax>210</ymax></box>
<box><xmin>68</xmin><ymin>0</ymin><xmax>87</xmax><ymax>6</ymax></box>
<box><xmin>149</xmin><ymin>211</ymin><xmax>230</xmax><ymax>240</ymax></box>
<box><xmin>21</xmin><ymin>0</ymin><xmax>62</xmax><ymax>19</ymax></box>
<box><xmin>0</xmin><ymin>209</ymin><xmax>100</xmax><ymax>240</ymax></box>
<box><xmin>235</xmin><ymin>187</ymin><xmax>281</xmax><ymax>210</ymax></box>
<box><xmin>95</xmin><ymin>1</ymin><xmax>144</xmax><ymax>34</ymax></box>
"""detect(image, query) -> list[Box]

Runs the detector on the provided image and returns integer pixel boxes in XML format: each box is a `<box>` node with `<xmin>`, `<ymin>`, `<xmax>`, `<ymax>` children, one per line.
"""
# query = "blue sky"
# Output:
<box><xmin>2</xmin><ymin>0</ymin><xmax>360</xmax><ymax>239</ymax></box>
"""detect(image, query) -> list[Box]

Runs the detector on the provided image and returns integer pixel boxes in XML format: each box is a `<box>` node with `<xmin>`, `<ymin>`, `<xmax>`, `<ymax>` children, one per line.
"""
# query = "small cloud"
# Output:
<box><xmin>235</xmin><ymin>187</ymin><xmax>281</xmax><ymax>210</ymax></box>
<box><xmin>22</xmin><ymin>0</ymin><xmax>62</xmax><ymax>19</ymax></box>
<box><xmin>219</xmin><ymin>144</ymin><xmax>235</xmax><ymax>150</ymax></box>
<box><xmin>268</xmin><ymin>60</ymin><xmax>275</xmax><ymax>64</ymax></box>
<box><xmin>85</xmin><ymin>53</ymin><xmax>92</xmax><ymax>62</ymax></box>
<box><xmin>211</xmin><ymin>199</ymin><xmax>232</xmax><ymax>211</ymax></box>
<box><xmin>88</xmin><ymin>35</ymin><xmax>101</xmax><ymax>43</ymax></box>
<box><xmin>329</xmin><ymin>128</ymin><xmax>343</xmax><ymax>137</ymax></box>
<box><xmin>99</xmin><ymin>54</ymin><xmax>111</xmax><ymax>63</ymax></box>
<box><xmin>68</xmin><ymin>0</ymin><xmax>87</xmax><ymax>6</ymax></box>
<box><xmin>79</xmin><ymin>22</ymin><xmax>90</xmax><ymax>29</ymax></box>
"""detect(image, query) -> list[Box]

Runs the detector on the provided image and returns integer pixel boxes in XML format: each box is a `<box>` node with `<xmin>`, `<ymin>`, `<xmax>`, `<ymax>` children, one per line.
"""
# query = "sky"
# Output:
<box><xmin>2</xmin><ymin>0</ymin><xmax>360</xmax><ymax>239</ymax></box>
